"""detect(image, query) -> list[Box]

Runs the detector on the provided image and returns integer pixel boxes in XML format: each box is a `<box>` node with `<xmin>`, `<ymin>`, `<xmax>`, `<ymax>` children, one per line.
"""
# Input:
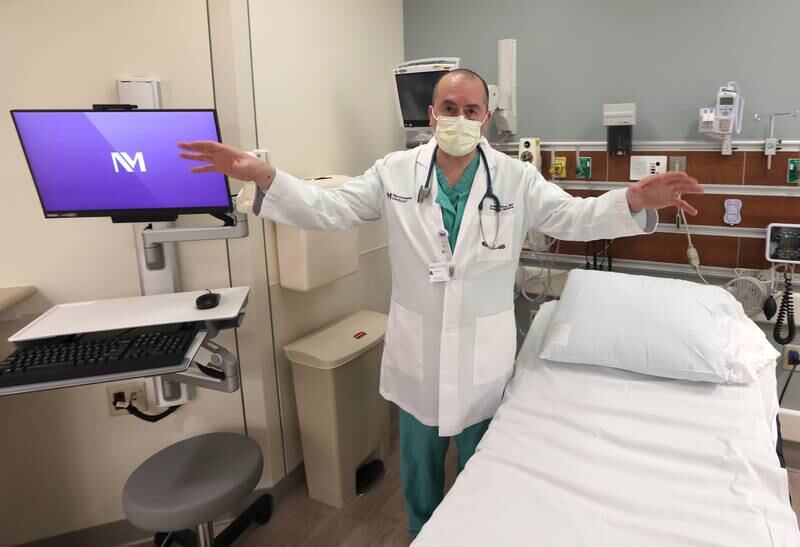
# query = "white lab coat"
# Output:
<box><xmin>254</xmin><ymin>137</ymin><xmax>656</xmax><ymax>436</ymax></box>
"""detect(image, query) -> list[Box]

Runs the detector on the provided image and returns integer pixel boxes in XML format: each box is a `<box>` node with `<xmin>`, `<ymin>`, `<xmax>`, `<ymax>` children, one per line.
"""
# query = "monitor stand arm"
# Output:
<box><xmin>163</xmin><ymin>338</ymin><xmax>241</xmax><ymax>393</ymax></box>
<box><xmin>140</xmin><ymin>208</ymin><xmax>248</xmax><ymax>270</ymax></box>
<box><xmin>133</xmin><ymin>201</ymin><xmax>250</xmax><ymax>407</ymax></box>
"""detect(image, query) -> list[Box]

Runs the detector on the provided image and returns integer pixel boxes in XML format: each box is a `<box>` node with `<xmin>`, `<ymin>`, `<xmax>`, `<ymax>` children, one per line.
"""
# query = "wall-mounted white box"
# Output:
<box><xmin>117</xmin><ymin>77</ymin><xmax>161</xmax><ymax>109</ymax></box>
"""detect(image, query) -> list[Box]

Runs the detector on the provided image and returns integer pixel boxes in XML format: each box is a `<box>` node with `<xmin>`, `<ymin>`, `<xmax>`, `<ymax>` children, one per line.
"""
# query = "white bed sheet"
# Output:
<box><xmin>414</xmin><ymin>302</ymin><xmax>800</xmax><ymax>547</ymax></box>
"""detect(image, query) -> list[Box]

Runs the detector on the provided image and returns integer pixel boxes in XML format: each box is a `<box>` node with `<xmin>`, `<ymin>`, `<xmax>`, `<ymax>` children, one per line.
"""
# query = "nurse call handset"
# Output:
<box><xmin>765</xmin><ymin>223</ymin><xmax>798</xmax><ymax>345</ymax></box>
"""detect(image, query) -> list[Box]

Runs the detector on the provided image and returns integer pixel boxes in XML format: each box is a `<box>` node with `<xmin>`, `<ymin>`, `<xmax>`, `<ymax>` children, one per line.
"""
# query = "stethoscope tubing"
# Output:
<box><xmin>418</xmin><ymin>144</ymin><xmax>504</xmax><ymax>249</ymax></box>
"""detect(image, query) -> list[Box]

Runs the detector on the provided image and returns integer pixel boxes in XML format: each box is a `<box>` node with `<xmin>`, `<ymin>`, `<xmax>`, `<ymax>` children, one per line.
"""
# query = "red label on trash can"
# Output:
<box><xmin>353</xmin><ymin>331</ymin><xmax>367</xmax><ymax>339</ymax></box>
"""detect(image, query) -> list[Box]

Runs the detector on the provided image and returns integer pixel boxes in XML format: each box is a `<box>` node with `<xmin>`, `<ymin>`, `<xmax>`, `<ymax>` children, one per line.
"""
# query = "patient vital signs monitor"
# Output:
<box><xmin>393</xmin><ymin>58</ymin><xmax>459</xmax><ymax>148</ymax></box>
<box><xmin>10</xmin><ymin>109</ymin><xmax>231</xmax><ymax>222</ymax></box>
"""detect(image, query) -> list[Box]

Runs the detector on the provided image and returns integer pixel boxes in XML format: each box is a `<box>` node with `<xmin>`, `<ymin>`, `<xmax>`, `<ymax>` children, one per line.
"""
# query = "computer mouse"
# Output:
<box><xmin>196</xmin><ymin>291</ymin><xmax>221</xmax><ymax>310</ymax></box>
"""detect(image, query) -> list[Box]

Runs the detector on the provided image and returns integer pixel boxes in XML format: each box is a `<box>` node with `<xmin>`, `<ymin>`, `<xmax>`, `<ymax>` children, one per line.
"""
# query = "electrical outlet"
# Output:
<box><xmin>549</xmin><ymin>156</ymin><xmax>567</xmax><ymax>179</ymax></box>
<box><xmin>107</xmin><ymin>381</ymin><xmax>148</xmax><ymax>417</ymax></box>
<box><xmin>782</xmin><ymin>344</ymin><xmax>800</xmax><ymax>371</ymax></box>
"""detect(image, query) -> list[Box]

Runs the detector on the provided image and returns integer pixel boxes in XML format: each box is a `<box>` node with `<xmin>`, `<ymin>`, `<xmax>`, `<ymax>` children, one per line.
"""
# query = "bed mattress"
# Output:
<box><xmin>414</xmin><ymin>302</ymin><xmax>800</xmax><ymax>547</ymax></box>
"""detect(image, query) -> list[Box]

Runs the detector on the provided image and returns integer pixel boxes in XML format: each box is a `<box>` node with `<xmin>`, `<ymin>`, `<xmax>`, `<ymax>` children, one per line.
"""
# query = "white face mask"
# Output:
<box><xmin>432</xmin><ymin>113</ymin><xmax>486</xmax><ymax>157</ymax></box>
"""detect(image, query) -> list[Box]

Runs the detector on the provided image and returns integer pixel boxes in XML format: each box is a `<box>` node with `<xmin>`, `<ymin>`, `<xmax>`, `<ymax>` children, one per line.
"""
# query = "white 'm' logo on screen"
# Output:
<box><xmin>111</xmin><ymin>152</ymin><xmax>147</xmax><ymax>173</ymax></box>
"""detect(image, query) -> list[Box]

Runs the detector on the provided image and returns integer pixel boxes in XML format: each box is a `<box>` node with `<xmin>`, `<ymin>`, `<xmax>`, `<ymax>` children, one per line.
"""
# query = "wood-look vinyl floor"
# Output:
<box><xmin>238</xmin><ymin>425</ymin><xmax>457</xmax><ymax>547</ymax></box>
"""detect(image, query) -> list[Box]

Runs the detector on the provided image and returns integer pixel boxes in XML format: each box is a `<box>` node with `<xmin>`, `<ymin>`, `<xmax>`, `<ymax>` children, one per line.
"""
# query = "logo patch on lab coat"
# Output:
<box><xmin>386</xmin><ymin>192</ymin><xmax>413</xmax><ymax>204</ymax></box>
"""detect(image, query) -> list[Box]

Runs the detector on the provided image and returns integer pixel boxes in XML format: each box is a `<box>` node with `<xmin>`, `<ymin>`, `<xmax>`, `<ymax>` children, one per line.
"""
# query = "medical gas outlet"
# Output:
<box><xmin>788</xmin><ymin>159</ymin><xmax>799</xmax><ymax>184</ymax></box>
<box><xmin>549</xmin><ymin>156</ymin><xmax>567</xmax><ymax>179</ymax></box>
<box><xmin>518</xmin><ymin>138</ymin><xmax>541</xmax><ymax>169</ymax></box>
<box><xmin>576</xmin><ymin>157</ymin><xmax>592</xmax><ymax>179</ymax></box>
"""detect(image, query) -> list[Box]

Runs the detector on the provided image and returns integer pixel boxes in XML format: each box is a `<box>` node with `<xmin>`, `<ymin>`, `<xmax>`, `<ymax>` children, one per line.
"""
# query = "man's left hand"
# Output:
<box><xmin>626</xmin><ymin>172</ymin><xmax>704</xmax><ymax>215</ymax></box>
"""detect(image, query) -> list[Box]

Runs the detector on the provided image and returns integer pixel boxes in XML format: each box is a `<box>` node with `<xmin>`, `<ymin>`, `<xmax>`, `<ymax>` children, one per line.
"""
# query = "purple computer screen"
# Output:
<box><xmin>11</xmin><ymin>110</ymin><xmax>230</xmax><ymax>215</ymax></box>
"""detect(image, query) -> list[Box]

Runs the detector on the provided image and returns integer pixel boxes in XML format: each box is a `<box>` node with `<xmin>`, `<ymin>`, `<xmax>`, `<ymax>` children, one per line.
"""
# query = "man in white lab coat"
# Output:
<box><xmin>179</xmin><ymin>69</ymin><xmax>702</xmax><ymax>534</ymax></box>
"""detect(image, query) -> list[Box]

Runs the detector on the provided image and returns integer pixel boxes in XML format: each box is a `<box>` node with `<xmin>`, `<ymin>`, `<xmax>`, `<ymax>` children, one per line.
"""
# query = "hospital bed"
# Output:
<box><xmin>415</xmin><ymin>295</ymin><xmax>800</xmax><ymax>546</ymax></box>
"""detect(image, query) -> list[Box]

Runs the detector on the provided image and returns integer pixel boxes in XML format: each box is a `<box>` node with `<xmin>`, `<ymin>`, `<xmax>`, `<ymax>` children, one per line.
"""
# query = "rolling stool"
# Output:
<box><xmin>123</xmin><ymin>432</ymin><xmax>272</xmax><ymax>547</ymax></box>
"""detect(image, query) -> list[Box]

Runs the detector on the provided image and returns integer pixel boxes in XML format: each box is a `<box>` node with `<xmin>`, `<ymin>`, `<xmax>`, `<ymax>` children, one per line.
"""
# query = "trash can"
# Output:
<box><xmin>284</xmin><ymin>310</ymin><xmax>389</xmax><ymax>508</ymax></box>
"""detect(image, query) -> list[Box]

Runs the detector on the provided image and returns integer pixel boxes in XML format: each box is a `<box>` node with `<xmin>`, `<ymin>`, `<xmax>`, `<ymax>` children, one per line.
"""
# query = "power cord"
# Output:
<box><xmin>520</xmin><ymin>237</ymin><xmax>559</xmax><ymax>305</ymax></box>
<box><xmin>597</xmin><ymin>240</ymin><xmax>613</xmax><ymax>271</ymax></box>
<box><xmin>677</xmin><ymin>204</ymin><xmax>709</xmax><ymax>284</ymax></box>
<box><xmin>114</xmin><ymin>399</ymin><xmax>180</xmax><ymax>423</ymax></box>
<box><xmin>780</xmin><ymin>363</ymin><xmax>798</xmax><ymax>406</ymax></box>
<box><xmin>774</xmin><ymin>264</ymin><xmax>797</xmax><ymax>405</ymax></box>
<box><xmin>583</xmin><ymin>240</ymin><xmax>612</xmax><ymax>271</ymax></box>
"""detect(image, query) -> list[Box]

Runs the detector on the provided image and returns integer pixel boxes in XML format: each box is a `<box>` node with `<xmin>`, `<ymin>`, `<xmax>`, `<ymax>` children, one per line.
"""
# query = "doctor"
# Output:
<box><xmin>179</xmin><ymin>69</ymin><xmax>703</xmax><ymax>535</ymax></box>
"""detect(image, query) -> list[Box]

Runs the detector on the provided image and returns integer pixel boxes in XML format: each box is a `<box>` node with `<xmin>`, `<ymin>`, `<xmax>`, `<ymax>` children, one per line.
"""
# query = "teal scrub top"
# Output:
<box><xmin>435</xmin><ymin>153</ymin><xmax>480</xmax><ymax>252</ymax></box>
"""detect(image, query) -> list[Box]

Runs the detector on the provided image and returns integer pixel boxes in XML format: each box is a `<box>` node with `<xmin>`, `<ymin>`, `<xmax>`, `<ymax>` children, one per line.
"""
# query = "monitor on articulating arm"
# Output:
<box><xmin>10</xmin><ymin>109</ymin><xmax>232</xmax><ymax>223</ymax></box>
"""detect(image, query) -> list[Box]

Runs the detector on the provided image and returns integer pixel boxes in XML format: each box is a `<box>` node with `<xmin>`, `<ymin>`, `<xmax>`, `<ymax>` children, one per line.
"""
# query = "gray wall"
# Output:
<box><xmin>403</xmin><ymin>0</ymin><xmax>800</xmax><ymax>141</ymax></box>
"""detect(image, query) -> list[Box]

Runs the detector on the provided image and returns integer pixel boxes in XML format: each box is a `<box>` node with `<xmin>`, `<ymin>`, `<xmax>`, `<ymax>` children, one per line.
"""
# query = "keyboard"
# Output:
<box><xmin>0</xmin><ymin>323</ymin><xmax>204</xmax><ymax>392</ymax></box>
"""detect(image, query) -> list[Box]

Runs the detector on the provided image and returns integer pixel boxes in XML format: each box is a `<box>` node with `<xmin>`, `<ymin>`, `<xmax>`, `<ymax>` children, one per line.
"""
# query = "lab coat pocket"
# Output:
<box><xmin>473</xmin><ymin>307</ymin><xmax>517</xmax><ymax>385</ymax></box>
<box><xmin>476</xmin><ymin>212</ymin><xmax>514</xmax><ymax>262</ymax></box>
<box><xmin>385</xmin><ymin>299</ymin><xmax>424</xmax><ymax>380</ymax></box>
<box><xmin>472</xmin><ymin>308</ymin><xmax>517</xmax><ymax>385</ymax></box>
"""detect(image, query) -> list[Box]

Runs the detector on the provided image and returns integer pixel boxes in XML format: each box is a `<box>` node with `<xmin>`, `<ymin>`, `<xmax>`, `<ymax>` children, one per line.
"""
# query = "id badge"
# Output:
<box><xmin>429</xmin><ymin>261</ymin><xmax>455</xmax><ymax>283</ymax></box>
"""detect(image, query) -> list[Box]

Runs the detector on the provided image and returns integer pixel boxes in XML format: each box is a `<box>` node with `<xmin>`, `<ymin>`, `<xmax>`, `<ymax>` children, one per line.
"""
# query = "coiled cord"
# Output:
<box><xmin>774</xmin><ymin>268</ymin><xmax>796</xmax><ymax>346</ymax></box>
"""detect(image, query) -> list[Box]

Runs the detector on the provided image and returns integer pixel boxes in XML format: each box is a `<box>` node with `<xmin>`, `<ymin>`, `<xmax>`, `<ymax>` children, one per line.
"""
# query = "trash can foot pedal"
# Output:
<box><xmin>356</xmin><ymin>460</ymin><xmax>385</xmax><ymax>495</ymax></box>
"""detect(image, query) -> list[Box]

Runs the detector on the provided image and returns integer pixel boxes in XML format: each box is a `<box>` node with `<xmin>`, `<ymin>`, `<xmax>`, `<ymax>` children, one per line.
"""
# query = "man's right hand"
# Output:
<box><xmin>178</xmin><ymin>141</ymin><xmax>277</xmax><ymax>191</ymax></box>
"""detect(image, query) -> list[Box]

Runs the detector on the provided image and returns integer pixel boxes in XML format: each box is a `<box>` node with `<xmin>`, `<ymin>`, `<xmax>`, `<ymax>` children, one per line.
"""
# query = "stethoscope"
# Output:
<box><xmin>416</xmin><ymin>144</ymin><xmax>506</xmax><ymax>250</ymax></box>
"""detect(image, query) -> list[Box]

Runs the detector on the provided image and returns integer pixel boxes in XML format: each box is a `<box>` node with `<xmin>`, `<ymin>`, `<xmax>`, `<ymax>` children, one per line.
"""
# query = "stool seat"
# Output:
<box><xmin>123</xmin><ymin>432</ymin><xmax>263</xmax><ymax>532</ymax></box>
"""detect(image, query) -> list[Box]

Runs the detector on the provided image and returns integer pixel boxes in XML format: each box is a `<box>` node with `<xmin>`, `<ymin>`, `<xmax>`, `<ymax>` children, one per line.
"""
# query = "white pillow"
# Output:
<box><xmin>724</xmin><ymin>303</ymin><xmax>781</xmax><ymax>383</ymax></box>
<box><xmin>539</xmin><ymin>270</ymin><xmax>779</xmax><ymax>384</ymax></box>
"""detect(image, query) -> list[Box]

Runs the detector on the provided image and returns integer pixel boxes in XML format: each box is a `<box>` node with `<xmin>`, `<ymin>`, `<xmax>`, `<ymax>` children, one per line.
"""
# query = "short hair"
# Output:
<box><xmin>431</xmin><ymin>68</ymin><xmax>489</xmax><ymax>109</ymax></box>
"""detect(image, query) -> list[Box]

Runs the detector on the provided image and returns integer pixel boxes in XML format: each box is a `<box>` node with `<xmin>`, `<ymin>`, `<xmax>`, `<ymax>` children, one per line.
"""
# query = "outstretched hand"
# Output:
<box><xmin>626</xmin><ymin>172</ymin><xmax>704</xmax><ymax>215</ymax></box>
<box><xmin>178</xmin><ymin>141</ymin><xmax>276</xmax><ymax>190</ymax></box>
